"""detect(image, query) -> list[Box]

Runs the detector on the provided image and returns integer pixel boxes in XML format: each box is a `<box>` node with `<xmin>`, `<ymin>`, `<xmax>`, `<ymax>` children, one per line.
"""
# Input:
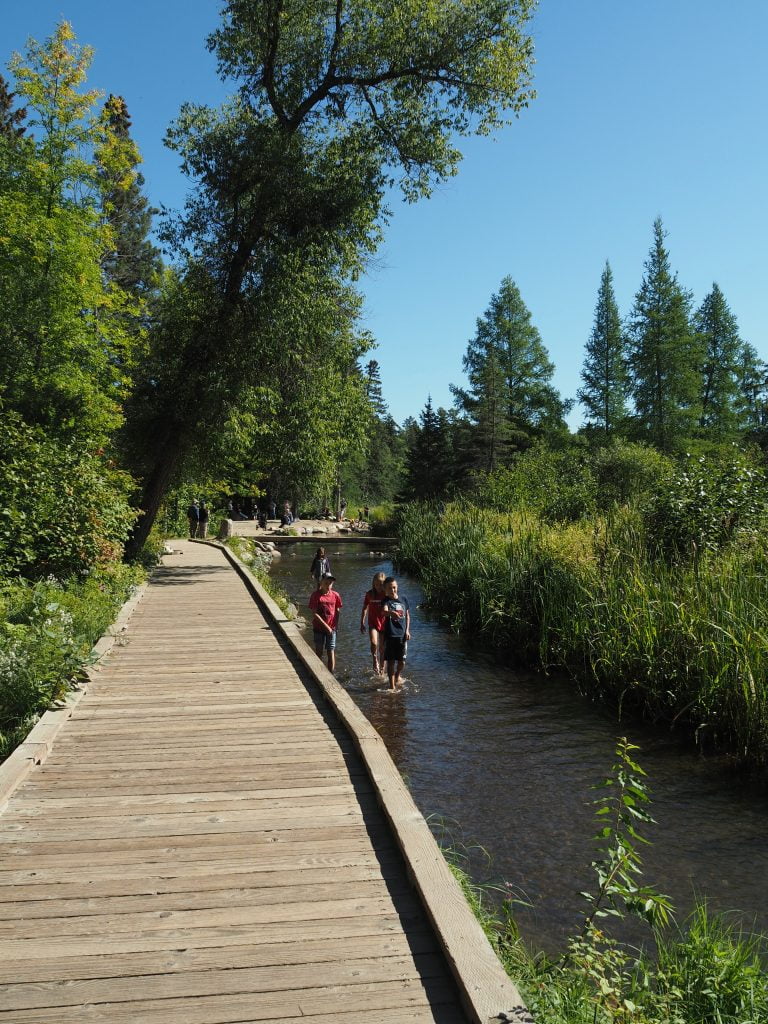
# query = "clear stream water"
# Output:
<box><xmin>270</xmin><ymin>540</ymin><xmax>768</xmax><ymax>954</ymax></box>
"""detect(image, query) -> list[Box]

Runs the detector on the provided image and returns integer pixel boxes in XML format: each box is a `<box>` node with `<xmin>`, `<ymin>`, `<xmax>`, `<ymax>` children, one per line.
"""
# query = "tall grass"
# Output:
<box><xmin>396</xmin><ymin>502</ymin><xmax>768</xmax><ymax>769</ymax></box>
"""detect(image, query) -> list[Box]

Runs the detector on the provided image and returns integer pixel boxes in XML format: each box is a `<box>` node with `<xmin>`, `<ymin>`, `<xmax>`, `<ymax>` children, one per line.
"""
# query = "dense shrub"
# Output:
<box><xmin>475</xmin><ymin>444</ymin><xmax>597</xmax><ymax>523</ymax></box>
<box><xmin>644</xmin><ymin>448</ymin><xmax>768</xmax><ymax>561</ymax></box>
<box><xmin>0</xmin><ymin>413</ymin><xmax>137</xmax><ymax>579</ymax></box>
<box><xmin>0</xmin><ymin>563</ymin><xmax>144</xmax><ymax>760</ymax></box>
<box><xmin>589</xmin><ymin>439</ymin><xmax>672</xmax><ymax>509</ymax></box>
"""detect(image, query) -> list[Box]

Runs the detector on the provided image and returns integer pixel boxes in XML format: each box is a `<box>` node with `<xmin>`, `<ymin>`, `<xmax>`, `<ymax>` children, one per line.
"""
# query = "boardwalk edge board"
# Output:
<box><xmin>0</xmin><ymin>579</ymin><xmax>150</xmax><ymax>812</ymax></box>
<box><xmin>204</xmin><ymin>539</ymin><xmax>532</xmax><ymax>1024</ymax></box>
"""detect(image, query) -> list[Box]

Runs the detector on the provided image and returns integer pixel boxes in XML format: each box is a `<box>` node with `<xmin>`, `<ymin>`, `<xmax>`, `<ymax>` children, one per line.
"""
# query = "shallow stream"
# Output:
<box><xmin>270</xmin><ymin>540</ymin><xmax>768</xmax><ymax>953</ymax></box>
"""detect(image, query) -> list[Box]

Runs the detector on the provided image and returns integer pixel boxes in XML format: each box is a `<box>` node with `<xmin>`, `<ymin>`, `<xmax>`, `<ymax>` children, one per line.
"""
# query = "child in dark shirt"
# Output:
<box><xmin>381</xmin><ymin>576</ymin><xmax>411</xmax><ymax>691</ymax></box>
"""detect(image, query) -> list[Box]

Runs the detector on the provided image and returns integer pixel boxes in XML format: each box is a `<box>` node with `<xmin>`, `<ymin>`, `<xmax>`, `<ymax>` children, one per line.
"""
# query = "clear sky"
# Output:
<box><xmin>4</xmin><ymin>1</ymin><xmax>767</xmax><ymax>428</ymax></box>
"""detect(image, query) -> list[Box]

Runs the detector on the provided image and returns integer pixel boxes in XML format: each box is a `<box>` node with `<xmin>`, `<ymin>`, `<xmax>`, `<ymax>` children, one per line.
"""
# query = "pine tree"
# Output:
<box><xmin>0</xmin><ymin>73</ymin><xmax>26</xmax><ymax>137</ymax></box>
<box><xmin>97</xmin><ymin>94</ymin><xmax>161</xmax><ymax>301</ymax></box>
<box><xmin>694</xmin><ymin>283</ymin><xmax>743</xmax><ymax>439</ymax></box>
<box><xmin>403</xmin><ymin>397</ymin><xmax>454</xmax><ymax>500</ymax></box>
<box><xmin>453</xmin><ymin>276</ymin><xmax>568</xmax><ymax>469</ymax></box>
<box><xmin>735</xmin><ymin>342</ymin><xmax>768</xmax><ymax>432</ymax></box>
<box><xmin>363</xmin><ymin>359</ymin><xmax>388</xmax><ymax>416</ymax></box>
<box><xmin>578</xmin><ymin>261</ymin><xmax>628</xmax><ymax>437</ymax></box>
<box><xmin>627</xmin><ymin>219</ymin><xmax>702</xmax><ymax>452</ymax></box>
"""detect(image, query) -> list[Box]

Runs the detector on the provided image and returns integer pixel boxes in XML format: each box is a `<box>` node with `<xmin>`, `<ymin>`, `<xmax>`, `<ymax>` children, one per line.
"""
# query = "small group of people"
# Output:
<box><xmin>308</xmin><ymin>548</ymin><xmax>410</xmax><ymax>690</ymax></box>
<box><xmin>186</xmin><ymin>499</ymin><xmax>209</xmax><ymax>538</ymax></box>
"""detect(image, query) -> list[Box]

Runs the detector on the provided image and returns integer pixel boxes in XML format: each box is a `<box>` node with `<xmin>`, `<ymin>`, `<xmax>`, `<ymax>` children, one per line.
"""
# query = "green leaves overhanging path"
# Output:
<box><xmin>124</xmin><ymin>0</ymin><xmax>537</xmax><ymax>554</ymax></box>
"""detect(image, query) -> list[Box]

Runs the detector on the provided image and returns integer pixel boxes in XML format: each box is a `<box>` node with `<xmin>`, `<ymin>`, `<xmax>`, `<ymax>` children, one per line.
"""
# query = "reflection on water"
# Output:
<box><xmin>272</xmin><ymin>541</ymin><xmax>768</xmax><ymax>953</ymax></box>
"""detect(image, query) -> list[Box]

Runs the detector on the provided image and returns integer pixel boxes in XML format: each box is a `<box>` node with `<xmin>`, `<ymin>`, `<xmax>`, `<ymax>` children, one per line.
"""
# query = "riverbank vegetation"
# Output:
<box><xmin>396</xmin><ymin>442</ymin><xmax>768</xmax><ymax>769</ymax></box>
<box><xmin>451</xmin><ymin>740</ymin><xmax>768</xmax><ymax>1023</ymax></box>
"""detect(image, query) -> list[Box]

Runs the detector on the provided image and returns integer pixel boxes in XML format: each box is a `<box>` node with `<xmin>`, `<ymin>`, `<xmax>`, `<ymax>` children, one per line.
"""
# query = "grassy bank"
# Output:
<box><xmin>0</xmin><ymin>563</ymin><xmax>144</xmax><ymax>761</ymax></box>
<box><xmin>396</xmin><ymin>502</ymin><xmax>768</xmax><ymax>770</ymax></box>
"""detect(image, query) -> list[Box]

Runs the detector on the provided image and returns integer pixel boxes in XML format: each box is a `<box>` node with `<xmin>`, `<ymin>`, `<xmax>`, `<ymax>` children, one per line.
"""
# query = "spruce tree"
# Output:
<box><xmin>453</xmin><ymin>276</ymin><xmax>567</xmax><ymax>469</ymax></box>
<box><xmin>364</xmin><ymin>359</ymin><xmax>388</xmax><ymax>417</ymax></box>
<box><xmin>404</xmin><ymin>397</ymin><xmax>454</xmax><ymax>500</ymax></box>
<box><xmin>694</xmin><ymin>283</ymin><xmax>743</xmax><ymax>439</ymax></box>
<box><xmin>627</xmin><ymin>219</ymin><xmax>702</xmax><ymax>452</ymax></box>
<box><xmin>735</xmin><ymin>342</ymin><xmax>768</xmax><ymax>432</ymax></box>
<box><xmin>97</xmin><ymin>94</ymin><xmax>161</xmax><ymax>300</ymax></box>
<box><xmin>578</xmin><ymin>261</ymin><xmax>628</xmax><ymax>438</ymax></box>
<box><xmin>0</xmin><ymin>73</ymin><xmax>26</xmax><ymax>137</ymax></box>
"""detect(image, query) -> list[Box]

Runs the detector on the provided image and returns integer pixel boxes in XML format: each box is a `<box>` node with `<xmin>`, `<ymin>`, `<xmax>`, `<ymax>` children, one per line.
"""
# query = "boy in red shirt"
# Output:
<box><xmin>308</xmin><ymin>572</ymin><xmax>343</xmax><ymax>672</ymax></box>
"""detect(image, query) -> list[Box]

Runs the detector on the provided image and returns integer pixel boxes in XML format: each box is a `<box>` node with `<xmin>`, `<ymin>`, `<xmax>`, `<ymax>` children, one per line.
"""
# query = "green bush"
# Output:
<box><xmin>643</xmin><ymin>449</ymin><xmax>768</xmax><ymax>561</ymax></box>
<box><xmin>0</xmin><ymin>563</ymin><xmax>143</xmax><ymax>760</ymax></box>
<box><xmin>0</xmin><ymin>412</ymin><xmax>137</xmax><ymax>579</ymax></box>
<box><xmin>475</xmin><ymin>444</ymin><xmax>597</xmax><ymax>523</ymax></box>
<box><xmin>589</xmin><ymin>440</ymin><xmax>672</xmax><ymax>510</ymax></box>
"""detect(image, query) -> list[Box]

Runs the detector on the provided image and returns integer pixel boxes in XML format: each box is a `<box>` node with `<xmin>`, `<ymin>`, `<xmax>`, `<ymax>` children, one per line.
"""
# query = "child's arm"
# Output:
<box><xmin>360</xmin><ymin>593</ymin><xmax>369</xmax><ymax>633</ymax></box>
<box><xmin>312</xmin><ymin>610</ymin><xmax>332</xmax><ymax>634</ymax></box>
<box><xmin>405</xmin><ymin>607</ymin><xmax>411</xmax><ymax>641</ymax></box>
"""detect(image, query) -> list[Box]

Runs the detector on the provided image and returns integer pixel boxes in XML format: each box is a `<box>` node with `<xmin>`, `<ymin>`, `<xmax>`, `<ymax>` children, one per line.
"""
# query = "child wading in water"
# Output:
<box><xmin>360</xmin><ymin>572</ymin><xmax>387</xmax><ymax>674</ymax></box>
<box><xmin>308</xmin><ymin>573</ymin><xmax>342</xmax><ymax>672</ymax></box>
<box><xmin>309</xmin><ymin>546</ymin><xmax>331</xmax><ymax>584</ymax></box>
<box><xmin>381</xmin><ymin>576</ymin><xmax>411</xmax><ymax>690</ymax></box>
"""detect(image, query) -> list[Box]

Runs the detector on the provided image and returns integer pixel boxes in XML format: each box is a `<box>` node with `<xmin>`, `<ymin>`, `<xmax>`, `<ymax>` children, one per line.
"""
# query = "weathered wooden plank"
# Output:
<box><xmin>0</xmin><ymin>953</ymin><xmax>450</xmax><ymax>1012</ymax></box>
<box><xmin>0</xmin><ymin>913</ymin><xmax>410</xmax><ymax>960</ymax></box>
<box><xmin>0</xmin><ymin>877</ymin><xmax>411</xmax><ymax>925</ymax></box>
<box><xmin>0</xmin><ymin>862</ymin><xmax>399</xmax><ymax>904</ymax></box>
<box><xmin>0</xmin><ymin>894</ymin><xmax>414</xmax><ymax>940</ymax></box>
<box><xmin>0</xmin><ymin>977</ymin><xmax>455</xmax><ymax>1023</ymax></box>
<box><xmin>0</xmin><ymin>930</ymin><xmax>439</xmax><ymax>984</ymax></box>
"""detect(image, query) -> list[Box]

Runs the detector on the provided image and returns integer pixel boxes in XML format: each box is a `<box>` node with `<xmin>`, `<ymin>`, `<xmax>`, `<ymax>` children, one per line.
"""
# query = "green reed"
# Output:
<box><xmin>396</xmin><ymin>502</ymin><xmax>768</xmax><ymax>769</ymax></box>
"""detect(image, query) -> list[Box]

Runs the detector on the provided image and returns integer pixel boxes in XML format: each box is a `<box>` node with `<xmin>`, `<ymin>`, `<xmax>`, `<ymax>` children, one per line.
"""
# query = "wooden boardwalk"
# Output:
<box><xmin>0</xmin><ymin>542</ymin><xmax>527</xmax><ymax>1024</ymax></box>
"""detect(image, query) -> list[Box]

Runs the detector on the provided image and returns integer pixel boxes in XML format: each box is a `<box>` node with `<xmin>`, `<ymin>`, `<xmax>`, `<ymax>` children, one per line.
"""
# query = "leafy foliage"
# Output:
<box><xmin>0</xmin><ymin>23</ymin><xmax>142</xmax><ymax>443</ymax></box>
<box><xmin>643</xmin><ymin>448</ymin><xmax>768</xmax><ymax>561</ymax></box>
<box><xmin>0</xmin><ymin>562</ymin><xmax>143</xmax><ymax>760</ymax></box>
<box><xmin>0</xmin><ymin>413</ymin><xmax>137</xmax><ymax>580</ymax></box>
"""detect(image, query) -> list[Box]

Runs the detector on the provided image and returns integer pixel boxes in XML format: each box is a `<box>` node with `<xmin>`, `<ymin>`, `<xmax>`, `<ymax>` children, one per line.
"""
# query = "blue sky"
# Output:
<box><xmin>4</xmin><ymin>2</ymin><xmax>767</xmax><ymax>427</ymax></box>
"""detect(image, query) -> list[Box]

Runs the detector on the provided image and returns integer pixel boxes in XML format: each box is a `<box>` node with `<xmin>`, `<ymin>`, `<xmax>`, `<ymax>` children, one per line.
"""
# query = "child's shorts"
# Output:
<box><xmin>385</xmin><ymin>637</ymin><xmax>407</xmax><ymax>662</ymax></box>
<box><xmin>313</xmin><ymin>629</ymin><xmax>337</xmax><ymax>652</ymax></box>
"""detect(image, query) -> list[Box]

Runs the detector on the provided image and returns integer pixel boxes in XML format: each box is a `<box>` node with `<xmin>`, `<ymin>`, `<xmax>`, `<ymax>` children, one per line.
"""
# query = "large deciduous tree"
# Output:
<box><xmin>0</xmin><ymin>23</ymin><xmax>140</xmax><ymax>444</ymax></box>
<box><xmin>626</xmin><ymin>219</ymin><xmax>702</xmax><ymax>452</ymax></box>
<box><xmin>452</xmin><ymin>276</ymin><xmax>568</xmax><ymax>470</ymax></box>
<box><xmin>124</xmin><ymin>0</ymin><xmax>537</xmax><ymax>554</ymax></box>
<box><xmin>578</xmin><ymin>261</ymin><xmax>628</xmax><ymax>438</ymax></box>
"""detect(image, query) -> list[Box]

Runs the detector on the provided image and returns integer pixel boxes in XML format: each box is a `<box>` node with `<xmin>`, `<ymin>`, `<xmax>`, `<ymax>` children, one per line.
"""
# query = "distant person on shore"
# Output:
<box><xmin>309</xmin><ymin>572</ymin><xmax>343</xmax><ymax>672</ymax></box>
<box><xmin>268</xmin><ymin>499</ymin><xmax>276</xmax><ymax>520</ymax></box>
<box><xmin>187</xmin><ymin>499</ymin><xmax>199</xmax><ymax>539</ymax></box>
<box><xmin>340</xmin><ymin>498</ymin><xmax>347</xmax><ymax>520</ymax></box>
<box><xmin>280</xmin><ymin>502</ymin><xmax>293</xmax><ymax>526</ymax></box>
<box><xmin>360</xmin><ymin>571</ymin><xmax>387</xmax><ymax>675</ymax></box>
<box><xmin>309</xmin><ymin>546</ymin><xmax>331</xmax><ymax>584</ymax></box>
<box><xmin>363</xmin><ymin>505</ymin><xmax>369</xmax><ymax>520</ymax></box>
<box><xmin>381</xmin><ymin>576</ymin><xmax>411</xmax><ymax>690</ymax></box>
<box><xmin>197</xmin><ymin>500</ymin><xmax>209</xmax><ymax>538</ymax></box>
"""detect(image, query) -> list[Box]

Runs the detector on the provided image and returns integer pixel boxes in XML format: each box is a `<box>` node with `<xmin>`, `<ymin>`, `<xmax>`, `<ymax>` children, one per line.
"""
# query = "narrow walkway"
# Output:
<box><xmin>0</xmin><ymin>543</ymin><xmax>467</xmax><ymax>1023</ymax></box>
